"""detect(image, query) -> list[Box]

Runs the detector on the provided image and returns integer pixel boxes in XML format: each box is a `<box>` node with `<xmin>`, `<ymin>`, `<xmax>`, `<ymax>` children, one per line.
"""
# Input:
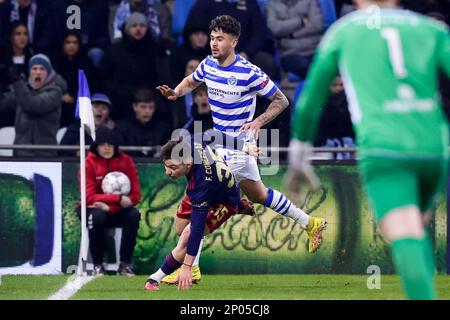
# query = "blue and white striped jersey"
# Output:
<box><xmin>192</xmin><ymin>54</ymin><xmax>278</xmax><ymax>137</ymax></box>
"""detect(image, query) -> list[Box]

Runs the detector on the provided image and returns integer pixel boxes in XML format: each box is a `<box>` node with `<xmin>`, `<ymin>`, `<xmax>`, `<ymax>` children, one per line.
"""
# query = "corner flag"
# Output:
<box><xmin>75</xmin><ymin>70</ymin><xmax>96</xmax><ymax>141</ymax></box>
<box><xmin>76</xmin><ymin>69</ymin><xmax>95</xmax><ymax>276</ymax></box>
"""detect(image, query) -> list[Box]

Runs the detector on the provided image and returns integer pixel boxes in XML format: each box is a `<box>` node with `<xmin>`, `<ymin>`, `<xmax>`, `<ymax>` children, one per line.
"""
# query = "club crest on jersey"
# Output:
<box><xmin>227</xmin><ymin>76</ymin><xmax>237</xmax><ymax>86</ymax></box>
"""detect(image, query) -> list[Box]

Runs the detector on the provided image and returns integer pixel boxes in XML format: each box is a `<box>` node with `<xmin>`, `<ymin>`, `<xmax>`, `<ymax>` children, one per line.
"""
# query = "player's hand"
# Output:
<box><xmin>177</xmin><ymin>265</ymin><xmax>193</xmax><ymax>290</ymax></box>
<box><xmin>283</xmin><ymin>139</ymin><xmax>320</xmax><ymax>205</ymax></box>
<box><xmin>156</xmin><ymin>85</ymin><xmax>178</xmax><ymax>101</ymax></box>
<box><xmin>89</xmin><ymin>202</ymin><xmax>110</xmax><ymax>212</ymax></box>
<box><xmin>120</xmin><ymin>195</ymin><xmax>133</xmax><ymax>208</ymax></box>
<box><xmin>243</xmin><ymin>142</ymin><xmax>261</xmax><ymax>157</ymax></box>
<box><xmin>239</xmin><ymin>119</ymin><xmax>262</xmax><ymax>139</ymax></box>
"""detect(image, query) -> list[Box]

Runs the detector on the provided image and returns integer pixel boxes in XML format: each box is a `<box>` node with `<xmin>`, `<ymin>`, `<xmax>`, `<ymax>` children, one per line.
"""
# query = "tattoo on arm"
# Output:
<box><xmin>255</xmin><ymin>89</ymin><xmax>289</xmax><ymax>126</ymax></box>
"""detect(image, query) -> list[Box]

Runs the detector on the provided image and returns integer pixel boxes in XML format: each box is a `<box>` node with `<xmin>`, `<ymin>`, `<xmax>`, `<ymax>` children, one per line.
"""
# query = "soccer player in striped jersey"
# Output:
<box><xmin>157</xmin><ymin>15</ymin><xmax>326</xmax><ymax>258</ymax></box>
<box><xmin>285</xmin><ymin>0</ymin><xmax>450</xmax><ymax>299</ymax></box>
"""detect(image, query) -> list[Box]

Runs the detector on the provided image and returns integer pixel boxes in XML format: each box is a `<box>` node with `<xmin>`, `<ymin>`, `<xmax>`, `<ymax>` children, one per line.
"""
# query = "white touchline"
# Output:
<box><xmin>47</xmin><ymin>274</ymin><xmax>100</xmax><ymax>300</ymax></box>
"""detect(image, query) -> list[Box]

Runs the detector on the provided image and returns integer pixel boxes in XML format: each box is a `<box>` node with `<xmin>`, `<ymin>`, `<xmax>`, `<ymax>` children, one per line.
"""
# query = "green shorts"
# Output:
<box><xmin>358</xmin><ymin>156</ymin><xmax>448</xmax><ymax>222</ymax></box>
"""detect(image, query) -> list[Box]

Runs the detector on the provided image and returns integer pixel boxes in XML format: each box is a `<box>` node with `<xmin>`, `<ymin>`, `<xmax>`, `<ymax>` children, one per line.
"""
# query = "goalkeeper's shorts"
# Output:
<box><xmin>358</xmin><ymin>156</ymin><xmax>447</xmax><ymax>221</ymax></box>
<box><xmin>176</xmin><ymin>195</ymin><xmax>237</xmax><ymax>232</ymax></box>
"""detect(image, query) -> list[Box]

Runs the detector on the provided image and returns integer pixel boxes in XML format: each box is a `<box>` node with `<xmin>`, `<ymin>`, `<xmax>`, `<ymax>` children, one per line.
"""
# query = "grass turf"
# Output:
<box><xmin>0</xmin><ymin>275</ymin><xmax>69</xmax><ymax>300</ymax></box>
<box><xmin>1</xmin><ymin>275</ymin><xmax>450</xmax><ymax>300</ymax></box>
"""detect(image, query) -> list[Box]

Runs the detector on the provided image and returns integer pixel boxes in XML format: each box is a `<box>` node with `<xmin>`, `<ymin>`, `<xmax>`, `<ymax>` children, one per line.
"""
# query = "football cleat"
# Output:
<box><xmin>305</xmin><ymin>217</ymin><xmax>327</xmax><ymax>253</ymax></box>
<box><xmin>144</xmin><ymin>278</ymin><xmax>160</xmax><ymax>291</ymax></box>
<box><xmin>161</xmin><ymin>265</ymin><xmax>202</xmax><ymax>285</ymax></box>
<box><xmin>161</xmin><ymin>267</ymin><xmax>180</xmax><ymax>285</ymax></box>
<box><xmin>238</xmin><ymin>199</ymin><xmax>256</xmax><ymax>216</ymax></box>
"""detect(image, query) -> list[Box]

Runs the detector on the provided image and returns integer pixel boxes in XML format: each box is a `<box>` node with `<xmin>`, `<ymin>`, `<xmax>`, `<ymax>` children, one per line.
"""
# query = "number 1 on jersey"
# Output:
<box><xmin>381</xmin><ymin>28</ymin><xmax>408</xmax><ymax>78</ymax></box>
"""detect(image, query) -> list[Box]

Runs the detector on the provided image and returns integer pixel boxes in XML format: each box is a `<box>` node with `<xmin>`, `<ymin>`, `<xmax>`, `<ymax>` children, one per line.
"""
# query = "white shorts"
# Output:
<box><xmin>215</xmin><ymin>148</ymin><xmax>261</xmax><ymax>185</ymax></box>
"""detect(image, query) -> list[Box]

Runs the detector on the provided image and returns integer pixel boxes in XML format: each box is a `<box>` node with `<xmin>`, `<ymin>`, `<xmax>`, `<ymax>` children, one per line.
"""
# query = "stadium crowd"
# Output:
<box><xmin>0</xmin><ymin>0</ymin><xmax>449</xmax><ymax>158</ymax></box>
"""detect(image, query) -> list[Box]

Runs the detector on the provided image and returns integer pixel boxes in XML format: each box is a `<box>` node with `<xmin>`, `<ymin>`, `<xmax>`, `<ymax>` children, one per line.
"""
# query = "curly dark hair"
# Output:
<box><xmin>209</xmin><ymin>15</ymin><xmax>241</xmax><ymax>38</ymax></box>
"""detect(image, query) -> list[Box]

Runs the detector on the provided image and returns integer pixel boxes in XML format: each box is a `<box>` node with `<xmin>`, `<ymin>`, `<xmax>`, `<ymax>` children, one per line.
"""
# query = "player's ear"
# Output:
<box><xmin>231</xmin><ymin>37</ymin><xmax>238</xmax><ymax>49</ymax></box>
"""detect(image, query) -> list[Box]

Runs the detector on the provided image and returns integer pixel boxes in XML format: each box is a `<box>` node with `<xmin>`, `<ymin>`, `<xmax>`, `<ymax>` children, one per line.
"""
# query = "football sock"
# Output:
<box><xmin>391</xmin><ymin>237</ymin><xmax>436</xmax><ymax>300</ymax></box>
<box><xmin>264</xmin><ymin>188</ymin><xmax>310</xmax><ymax>229</ymax></box>
<box><xmin>150</xmin><ymin>253</ymin><xmax>182</xmax><ymax>283</ymax></box>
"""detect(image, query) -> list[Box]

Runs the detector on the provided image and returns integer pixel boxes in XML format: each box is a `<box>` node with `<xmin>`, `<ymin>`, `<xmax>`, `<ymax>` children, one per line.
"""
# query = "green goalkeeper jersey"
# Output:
<box><xmin>292</xmin><ymin>8</ymin><xmax>450</xmax><ymax>160</ymax></box>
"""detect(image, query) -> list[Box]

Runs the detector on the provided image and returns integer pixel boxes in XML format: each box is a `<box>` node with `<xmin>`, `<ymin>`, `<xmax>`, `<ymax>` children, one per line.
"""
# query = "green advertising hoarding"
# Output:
<box><xmin>62</xmin><ymin>163</ymin><xmax>447</xmax><ymax>275</ymax></box>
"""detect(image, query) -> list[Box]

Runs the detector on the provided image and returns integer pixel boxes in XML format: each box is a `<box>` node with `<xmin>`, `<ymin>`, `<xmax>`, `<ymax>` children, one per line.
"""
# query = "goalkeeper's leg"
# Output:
<box><xmin>380</xmin><ymin>206</ymin><xmax>435</xmax><ymax>300</ymax></box>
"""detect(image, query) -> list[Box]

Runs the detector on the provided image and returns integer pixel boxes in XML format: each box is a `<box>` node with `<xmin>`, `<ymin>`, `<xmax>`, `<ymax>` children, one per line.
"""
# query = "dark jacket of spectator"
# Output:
<box><xmin>115</xmin><ymin>115</ymin><xmax>171</xmax><ymax>157</ymax></box>
<box><xmin>183</xmin><ymin>103</ymin><xmax>214</xmax><ymax>134</ymax></box>
<box><xmin>169</xmin><ymin>19</ymin><xmax>210</xmax><ymax>83</ymax></box>
<box><xmin>52</xmin><ymin>0</ymin><xmax>110</xmax><ymax>52</ymax></box>
<box><xmin>99</xmin><ymin>25</ymin><xmax>160</xmax><ymax>120</ymax></box>
<box><xmin>0</xmin><ymin>0</ymin><xmax>54</xmax><ymax>54</ymax></box>
<box><xmin>51</xmin><ymin>32</ymin><xmax>97</xmax><ymax>127</ymax></box>
<box><xmin>266</xmin><ymin>0</ymin><xmax>324</xmax><ymax>57</ymax></box>
<box><xmin>314</xmin><ymin>90</ymin><xmax>354</xmax><ymax>147</ymax></box>
<box><xmin>0</xmin><ymin>70</ymin><xmax>67</xmax><ymax>157</ymax></box>
<box><xmin>188</xmin><ymin>0</ymin><xmax>267</xmax><ymax>59</ymax></box>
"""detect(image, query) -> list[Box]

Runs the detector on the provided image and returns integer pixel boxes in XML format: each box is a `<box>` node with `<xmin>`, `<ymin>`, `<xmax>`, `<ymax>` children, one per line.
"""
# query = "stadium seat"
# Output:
<box><xmin>57</xmin><ymin>127</ymin><xmax>67</xmax><ymax>144</ymax></box>
<box><xmin>171</xmin><ymin>0</ymin><xmax>196</xmax><ymax>44</ymax></box>
<box><xmin>317</xmin><ymin>0</ymin><xmax>337</xmax><ymax>29</ymax></box>
<box><xmin>0</xmin><ymin>126</ymin><xmax>16</xmax><ymax>157</ymax></box>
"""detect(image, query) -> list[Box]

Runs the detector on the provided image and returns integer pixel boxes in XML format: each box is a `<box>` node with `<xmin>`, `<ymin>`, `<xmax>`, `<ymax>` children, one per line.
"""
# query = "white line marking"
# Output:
<box><xmin>47</xmin><ymin>275</ymin><xmax>100</xmax><ymax>300</ymax></box>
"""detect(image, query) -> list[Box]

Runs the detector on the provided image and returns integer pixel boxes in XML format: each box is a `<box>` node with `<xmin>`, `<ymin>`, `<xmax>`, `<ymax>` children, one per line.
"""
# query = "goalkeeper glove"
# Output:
<box><xmin>283</xmin><ymin>139</ymin><xmax>320</xmax><ymax>205</ymax></box>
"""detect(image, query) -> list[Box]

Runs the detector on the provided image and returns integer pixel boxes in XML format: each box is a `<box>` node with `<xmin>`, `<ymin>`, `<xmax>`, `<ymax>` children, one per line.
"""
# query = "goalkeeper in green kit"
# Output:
<box><xmin>285</xmin><ymin>0</ymin><xmax>450</xmax><ymax>300</ymax></box>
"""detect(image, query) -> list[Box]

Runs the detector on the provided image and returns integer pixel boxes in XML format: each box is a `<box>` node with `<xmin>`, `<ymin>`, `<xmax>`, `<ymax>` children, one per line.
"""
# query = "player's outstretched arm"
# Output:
<box><xmin>156</xmin><ymin>74</ymin><xmax>201</xmax><ymax>101</ymax></box>
<box><xmin>239</xmin><ymin>88</ymin><xmax>289</xmax><ymax>138</ymax></box>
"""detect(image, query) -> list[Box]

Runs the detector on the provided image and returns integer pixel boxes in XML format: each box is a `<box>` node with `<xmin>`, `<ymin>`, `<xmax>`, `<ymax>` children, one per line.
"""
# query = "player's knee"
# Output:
<box><xmin>380</xmin><ymin>206</ymin><xmax>425</xmax><ymax>241</ymax></box>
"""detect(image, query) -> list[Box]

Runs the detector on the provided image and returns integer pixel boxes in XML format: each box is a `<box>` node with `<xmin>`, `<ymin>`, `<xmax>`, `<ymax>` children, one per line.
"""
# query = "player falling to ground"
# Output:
<box><xmin>145</xmin><ymin>133</ymin><xmax>259</xmax><ymax>290</ymax></box>
<box><xmin>157</xmin><ymin>15</ymin><xmax>326</xmax><ymax>260</ymax></box>
<box><xmin>285</xmin><ymin>0</ymin><xmax>450</xmax><ymax>300</ymax></box>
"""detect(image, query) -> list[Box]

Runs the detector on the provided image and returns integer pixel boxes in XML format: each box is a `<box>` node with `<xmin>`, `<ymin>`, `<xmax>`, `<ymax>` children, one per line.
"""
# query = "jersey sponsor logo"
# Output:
<box><xmin>227</xmin><ymin>76</ymin><xmax>237</xmax><ymax>86</ymax></box>
<box><xmin>192</xmin><ymin>201</ymin><xmax>208</xmax><ymax>208</ymax></box>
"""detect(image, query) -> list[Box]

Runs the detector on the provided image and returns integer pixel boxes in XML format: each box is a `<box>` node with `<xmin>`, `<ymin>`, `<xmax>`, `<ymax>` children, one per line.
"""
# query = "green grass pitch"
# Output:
<box><xmin>1</xmin><ymin>274</ymin><xmax>450</xmax><ymax>300</ymax></box>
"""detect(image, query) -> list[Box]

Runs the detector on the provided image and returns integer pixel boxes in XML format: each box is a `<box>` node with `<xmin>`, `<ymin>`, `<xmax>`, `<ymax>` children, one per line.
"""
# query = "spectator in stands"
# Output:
<box><xmin>100</xmin><ymin>13</ymin><xmax>161</xmax><ymax>120</ymax></box>
<box><xmin>0</xmin><ymin>0</ymin><xmax>54</xmax><ymax>54</ymax></box>
<box><xmin>314</xmin><ymin>76</ymin><xmax>355</xmax><ymax>159</ymax></box>
<box><xmin>113</xmin><ymin>0</ymin><xmax>172</xmax><ymax>45</ymax></box>
<box><xmin>78</xmin><ymin>125</ymin><xmax>141</xmax><ymax>276</ymax></box>
<box><xmin>183</xmin><ymin>84</ymin><xmax>213</xmax><ymax>134</ymax></box>
<box><xmin>169</xmin><ymin>19</ymin><xmax>210</xmax><ymax>84</ymax></box>
<box><xmin>266</xmin><ymin>0</ymin><xmax>324</xmax><ymax>80</ymax></box>
<box><xmin>187</xmin><ymin>0</ymin><xmax>277</xmax><ymax>79</ymax></box>
<box><xmin>0</xmin><ymin>22</ymin><xmax>33</xmax><ymax>80</ymax></box>
<box><xmin>52</xmin><ymin>0</ymin><xmax>111</xmax><ymax>68</ymax></box>
<box><xmin>51</xmin><ymin>32</ymin><xmax>97</xmax><ymax>127</ymax></box>
<box><xmin>0</xmin><ymin>53</ymin><xmax>67</xmax><ymax>157</ymax></box>
<box><xmin>60</xmin><ymin>93</ymin><xmax>117</xmax><ymax>156</ymax></box>
<box><xmin>0</xmin><ymin>21</ymin><xmax>33</xmax><ymax>127</ymax></box>
<box><xmin>115</xmin><ymin>88</ymin><xmax>171</xmax><ymax>157</ymax></box>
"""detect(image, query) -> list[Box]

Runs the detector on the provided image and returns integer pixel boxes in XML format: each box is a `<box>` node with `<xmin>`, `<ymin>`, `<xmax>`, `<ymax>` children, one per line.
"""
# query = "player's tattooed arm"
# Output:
<box><xmin>255</xmin><ymin>88</ymin><xmax>289</xmax><ymax>126</ymax></box>
<box><xmin>240</xmin><ymin>88</ymin><xmax>289</xmax><ymax>138</ymax></box>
